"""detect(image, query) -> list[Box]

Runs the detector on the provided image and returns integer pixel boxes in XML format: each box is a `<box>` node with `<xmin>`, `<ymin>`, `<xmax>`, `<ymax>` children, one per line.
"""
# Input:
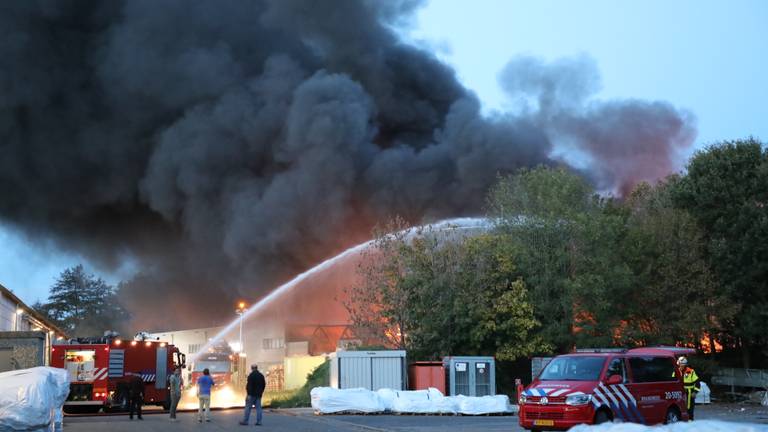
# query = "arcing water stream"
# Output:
<box><xmin>189</xmin><ymin>217</ymin><xmax>491</xmax><ymax>364</ymax></box>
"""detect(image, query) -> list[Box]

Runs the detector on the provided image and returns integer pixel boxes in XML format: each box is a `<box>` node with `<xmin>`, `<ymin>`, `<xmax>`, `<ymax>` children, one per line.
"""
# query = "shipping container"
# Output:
<box><xmin>408</xmin><ymin>361</ymin><xmax>446</xmax><ymax>394</ymax></box>
<box><xmin>329</xmin><ymin>350</ymin><xmax>406</xmax><ymax>390</ymax></box>
<box><xmin>443</xmin><ymin>356</ymin><xmax>495</xmax><ymax>396</ymax></box>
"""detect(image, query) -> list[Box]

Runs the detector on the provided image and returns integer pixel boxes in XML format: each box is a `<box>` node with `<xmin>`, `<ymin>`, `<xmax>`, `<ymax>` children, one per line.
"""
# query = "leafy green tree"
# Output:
<box><xmin>345</xmin><ymin>220</ymin><xmax>546</xmax><ymax>361</ymax></box>
<box><xmin>344</xmin><ymin>217</ymin><xmax>416</xmax><ymax>349</ymax></box>
<box><xmin>36</xmin><ymin>265</ymin><xmax>130</xmax><ymax>337</ymax></box>
<box><xmin>619</xmin><ymin>179</ymin><xmax>735</xmax><ymax>348</ymax></box>
<box><xmin>671</xmin><ymin>139</ymin><xmax>768</xmax><ymax>366</ymax></box>
<box><xmin>487</xmin><ymin>166</ymin><xmax>605</xmax><ymax>351</ymax></box>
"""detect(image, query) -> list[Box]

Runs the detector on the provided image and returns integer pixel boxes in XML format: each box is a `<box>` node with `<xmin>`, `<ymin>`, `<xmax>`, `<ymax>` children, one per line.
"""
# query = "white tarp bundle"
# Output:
<box><xmin>310</xmin><ymin>387</ymin><xmax>385</xmax><ymax>413</ymax></box>
<box><xmin>452</xmin><ymin>394</ymin><xmax>514</xmax><ymax>415</ymax></box>
<box><xmin>695</xmin><ymin>382</ymin><xmax>711</xmax><ymax>404</ymax></box>
<box><xmin>570</xmin><ymin>420</ymin><xmax>768</xmax><ymax>432</ymax></box>
<box><xmin>0</xmin><ymin>367</ymin><xmax>70</xmax><ymax>432</ymax></box>
<box><xmin>311</xmin><ymin>386</ymin><xmax>516</xmax><ymax>415</ymax></box>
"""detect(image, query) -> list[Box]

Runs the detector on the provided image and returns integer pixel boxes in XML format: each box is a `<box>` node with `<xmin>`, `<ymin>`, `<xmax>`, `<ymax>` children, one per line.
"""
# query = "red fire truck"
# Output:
<box><xmin>51</xmin><ymin>335</ymin><xmax>186</xmax><ymax>413</ymax></box>
<box><xmin>189</xmin><ymin>343</ymin><xmax>235</xmax><ymax>389</ymax></box>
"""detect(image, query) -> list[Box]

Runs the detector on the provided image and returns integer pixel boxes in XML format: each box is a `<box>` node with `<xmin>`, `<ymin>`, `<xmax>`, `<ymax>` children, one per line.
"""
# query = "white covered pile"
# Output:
<box><xmin>695</xmin><ymin>382</ymin><xmax>712</xmax><ymax>404</ymax></box>
<box><xmin>310</xmin><ymin>386</ymin><xmax>517</xmax><ymax>415</ymax></box>
<box><xmin>570</xmin><ymin>420</ymin><xmax>767</xmax><ymax>432</ymax></box>
<box><xmin>0</xmin><ymin>367</ymin><xmax>70</xmax><ymax>432</ymax></box>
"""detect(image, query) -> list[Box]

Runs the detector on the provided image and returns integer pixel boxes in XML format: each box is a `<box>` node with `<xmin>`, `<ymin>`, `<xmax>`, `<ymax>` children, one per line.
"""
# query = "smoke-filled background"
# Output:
<box><xmin>0</xmin><ymin>0</ymin><xmax>695</xmax><ymax>329</ymax></box>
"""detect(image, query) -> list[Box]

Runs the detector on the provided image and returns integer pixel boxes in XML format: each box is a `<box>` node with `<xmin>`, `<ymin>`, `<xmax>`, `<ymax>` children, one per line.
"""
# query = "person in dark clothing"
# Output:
<box><xmin>127</xmin><ymin>372</ymin><xmax>144</xmax><ymax>420</ymax></box>
<box><xmin>239</xmin><ymin>364</ymin><xmax>266</xmax><ymax>426</ymax></box>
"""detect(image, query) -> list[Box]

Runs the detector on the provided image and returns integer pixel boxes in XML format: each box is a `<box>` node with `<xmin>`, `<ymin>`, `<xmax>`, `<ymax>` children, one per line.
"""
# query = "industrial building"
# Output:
<box><xmin>150</xmin><ymin>321</ymin><xmax>362</xmax><ymax>391</ymax></box>
<box><xmin>0</xmin><ymin>282</ymin><xmax>68</xmax><ymax>372</ymax></box>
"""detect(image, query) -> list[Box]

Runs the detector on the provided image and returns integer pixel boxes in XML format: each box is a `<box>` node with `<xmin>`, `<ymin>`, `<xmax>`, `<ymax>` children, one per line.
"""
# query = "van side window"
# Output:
<box><xmin>605</xmin><ymin>358</ymin><xmax>627</xmax><ymax>383</ymax></box>
<box><xmin>628</xmin><ymin>356</ymin><xmax>677</xmax><ymax>382</ymax></box>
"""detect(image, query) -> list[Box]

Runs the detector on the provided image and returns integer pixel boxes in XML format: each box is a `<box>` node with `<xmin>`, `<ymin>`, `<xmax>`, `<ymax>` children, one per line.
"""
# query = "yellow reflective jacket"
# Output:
<box><xmin>680</xmin><ymin>366</ymin><xmax>700</xmax><ymax>408</ymax></box>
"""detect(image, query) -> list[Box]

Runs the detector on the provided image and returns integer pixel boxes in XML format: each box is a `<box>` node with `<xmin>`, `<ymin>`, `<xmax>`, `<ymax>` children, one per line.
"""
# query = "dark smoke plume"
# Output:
<box><xmin>0</xmin><ymin>0</ymin><xmax>694</xmax><ymax>328</ymax></box>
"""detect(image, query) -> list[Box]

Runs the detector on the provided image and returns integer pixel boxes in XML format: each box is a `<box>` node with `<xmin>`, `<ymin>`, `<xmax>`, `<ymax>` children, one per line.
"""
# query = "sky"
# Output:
<box><xmin>2</xmin><ymin>0</ymin><xmax>767</xmax><ymax>306</ymax></box>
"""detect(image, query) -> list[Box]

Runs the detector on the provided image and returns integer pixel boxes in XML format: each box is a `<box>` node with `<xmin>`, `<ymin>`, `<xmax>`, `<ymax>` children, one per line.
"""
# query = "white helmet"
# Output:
<box><xmin>677</xmin><ymin>356</ymin><xmax>688</xmax><ymax>366</ymax></box>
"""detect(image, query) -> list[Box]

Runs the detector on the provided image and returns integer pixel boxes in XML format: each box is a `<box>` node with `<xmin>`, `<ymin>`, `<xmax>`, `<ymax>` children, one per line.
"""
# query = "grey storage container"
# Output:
<box><xmin>329</xmin><ymin>350</ymin><xmax>406</xmax><ymax>390</ymax></box>
<box><xmin>443</xmin><ymin>356</ymin><xmax>495</xmax><ymax>396</ymax></box>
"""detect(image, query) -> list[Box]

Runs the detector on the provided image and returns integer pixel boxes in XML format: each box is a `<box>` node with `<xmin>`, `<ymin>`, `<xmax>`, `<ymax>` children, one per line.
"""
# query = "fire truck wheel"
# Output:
<box><xmin>665</xmin><ymin>407</ymin><xmax>681</xmax><ymax>424</ymax></box>
<box><xmin>594</xmin><ymin>409</ymin><xmax>612</xmax><ymax>424</ymax></box>
<box><xmin>162</xmin><ymin>400</ymin><xmax>171</xmax><ymax>410</ymax></box>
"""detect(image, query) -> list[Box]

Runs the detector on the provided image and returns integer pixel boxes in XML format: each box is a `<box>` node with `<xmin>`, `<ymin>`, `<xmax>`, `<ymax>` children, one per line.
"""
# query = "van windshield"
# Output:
<box><xmin>539</xmin><ymin>356</ymin><xmax>605</xmax><ymax>381</ymax></box>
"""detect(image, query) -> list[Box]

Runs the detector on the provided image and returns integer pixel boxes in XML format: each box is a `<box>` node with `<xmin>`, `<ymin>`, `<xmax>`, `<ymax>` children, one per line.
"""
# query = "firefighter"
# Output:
<box><xmin>677</xmin><ymin>356</ymin><xmax>701</xmax><ymax>420</ymax></box>
<box><xmin>127</xmin><ymin>372</ymin><xmax>144</xmax><ymax>420</ymax></box>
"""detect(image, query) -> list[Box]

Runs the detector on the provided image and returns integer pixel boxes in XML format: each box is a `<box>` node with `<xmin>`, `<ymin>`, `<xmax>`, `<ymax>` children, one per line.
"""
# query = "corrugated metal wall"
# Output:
<box><xmin>332</xmin><ymin>351</ymin><xmax>406</xmax><ymax>390</ymax></box>
<box><xmin>340</xmin><ymin>356</ymin><xmax>371</xmax><ymax>389</ymax></box>
<box><xmin>372</xmin><ymin>357</ymin><xmax>402</xmax><ymax>390</ymax></box>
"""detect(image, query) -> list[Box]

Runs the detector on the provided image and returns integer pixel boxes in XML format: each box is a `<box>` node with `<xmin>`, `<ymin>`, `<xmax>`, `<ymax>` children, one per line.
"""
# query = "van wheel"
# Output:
<box><xmin>665</xmin><ymin>407</ymin><xmax>681</xmax><ymax>424</ymax></box>
<box><xmin>595</xmin><ymin>409</ymin><xmax>612</xmax><ymax>424</ymax></box>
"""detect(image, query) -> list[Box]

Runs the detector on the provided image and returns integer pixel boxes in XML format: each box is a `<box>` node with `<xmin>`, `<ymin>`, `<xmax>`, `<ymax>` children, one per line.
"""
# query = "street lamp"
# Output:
<box><xmin>235</xmin><ymin>302</ymin><xmax>247</xmax><ymax>354</ymax></box>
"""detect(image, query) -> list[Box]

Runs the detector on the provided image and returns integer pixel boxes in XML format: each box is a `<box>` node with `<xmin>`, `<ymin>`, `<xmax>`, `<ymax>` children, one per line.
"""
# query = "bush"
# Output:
<box><xmin>268</xmin><ymin>360</ymin><xmax>329</xmax><ymax>408</ymax></box>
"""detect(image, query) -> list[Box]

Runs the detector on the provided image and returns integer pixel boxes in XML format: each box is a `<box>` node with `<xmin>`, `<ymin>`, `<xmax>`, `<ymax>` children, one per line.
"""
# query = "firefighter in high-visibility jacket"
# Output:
<box><xmin>677</xmin><ymin>356</ymin><xmax>701</xmax><ymax>420</ymax></box>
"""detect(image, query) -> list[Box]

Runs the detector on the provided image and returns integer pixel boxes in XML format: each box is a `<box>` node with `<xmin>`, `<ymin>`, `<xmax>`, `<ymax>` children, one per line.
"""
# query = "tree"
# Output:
<box><xmin>344</xmin><ymin>217</ymin><xmax>416</xmax><ymax>349</ymax></box>
<box><xmin>487</xmin><ymin>166</ymin><xmax>606</xmax><ymax>351</ymax></box>
<box><xmin>671</xmin><ymin>139</ymin><xmax>768</xmax><ymax>366</ymax></box>
<box><xmin>36</xmin><ymin>265</ymin><xmax>130</xmax><ymax>337</ymax></box>
<box><xmin>345</xmin><ymin>219</ymin><xmax>547</xmax><ymax>361</ymax></box>
<box><xmin>618</xmin><ymin>179</ymin><xmax>735</xmax><ymax>348</ymax></box>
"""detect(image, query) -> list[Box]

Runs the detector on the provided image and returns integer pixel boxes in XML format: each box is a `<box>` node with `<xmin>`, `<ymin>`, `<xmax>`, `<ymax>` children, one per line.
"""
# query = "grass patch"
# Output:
<box><xmin>267</xmin><ymin>360</ymin><xmax>329</xmax><ymax>408</ymax></box>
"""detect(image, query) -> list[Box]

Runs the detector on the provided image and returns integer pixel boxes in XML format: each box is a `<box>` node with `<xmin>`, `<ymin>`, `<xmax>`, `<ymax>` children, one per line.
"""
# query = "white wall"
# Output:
<box><xmin>0</xmin><ymin>291</ymin><xmax>31</xmax><ymax>332</ymax></box>
<box><xmin>149</xmin><ymin>326</ymin><xmax>225</xmax><ymax>358</ymax></box>
<box><xmin>240</xmin><ymin>318</ymin><xmax>286</xmax><ymax>368</ymax></box>
<box><xmin>0</xmin><ymin>293</ymin><xmax>17</xmax><ymax>331</ymax></box>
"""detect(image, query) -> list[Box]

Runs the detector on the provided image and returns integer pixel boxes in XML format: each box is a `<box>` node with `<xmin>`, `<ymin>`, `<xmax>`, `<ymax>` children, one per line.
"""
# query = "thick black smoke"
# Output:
<box><xmin>0</xmin><ymin>0</ymin><xmax>694</xmax><ymax>328</ymax></box>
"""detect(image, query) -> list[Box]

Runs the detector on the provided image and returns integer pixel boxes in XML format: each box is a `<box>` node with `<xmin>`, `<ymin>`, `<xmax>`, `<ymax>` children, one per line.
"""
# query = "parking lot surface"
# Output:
<box><xmin>63</xmin><ymin>404</ymin><xmax>768</xmax><ymax>431</ymax></box>
<box><xmin>64</xmin><ymin>408</ymin><xmax>523</xmax><ymax>432</ymax></box>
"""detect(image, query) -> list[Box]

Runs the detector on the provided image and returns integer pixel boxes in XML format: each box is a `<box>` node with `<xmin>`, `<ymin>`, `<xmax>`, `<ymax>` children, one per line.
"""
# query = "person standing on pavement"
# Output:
<box><xmin>197</xmin><ymin>368</ymin><xmax>215</xmax><ymax>422</ymax></box>
<box><xmin>677</xmin><ymin>356</ymin><xmax>701</xmax><ymax>420</ymax></box>
<box><xmin>127</xmin><ymin>372</ymin><xmax>144</xmax><ymax>420</ymax></box>
<box><xmin>168</xmin><ymin>367</ymin><xmax>183</xmax><ymax>421</ymax></box>
<box><xmin>239</xmin><ymin>364</ymin><xmax>266</xmax><ymax>426</ymax></box>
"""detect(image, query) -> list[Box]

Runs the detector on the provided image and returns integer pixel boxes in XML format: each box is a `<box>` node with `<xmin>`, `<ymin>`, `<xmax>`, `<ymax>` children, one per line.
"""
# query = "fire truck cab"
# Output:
<box><xmin>189</xmin><ymin>351</ymin><xmax>235</xmax><ymax>389</ymax></box>
<box><xmin>51</xmin><ymin>335</ymin><xmax>185</xmax><ymax>413</ymax></box>
<box><xmin>519</xmin><ymin>348</ymin><xmax>694</xmax><ymax>431</ymax></box>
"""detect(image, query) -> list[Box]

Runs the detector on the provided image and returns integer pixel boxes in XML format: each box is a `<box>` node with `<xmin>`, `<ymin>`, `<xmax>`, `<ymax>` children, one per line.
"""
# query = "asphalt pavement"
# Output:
<box><xmin>63</xmin><ymin>408</ymin><xmax>524</xmax><ymax>432</ymax></box>
<box><xmin>63</xmin><ymin>404</ymin><xmax>768</xmax><ymax>431</ymax></box>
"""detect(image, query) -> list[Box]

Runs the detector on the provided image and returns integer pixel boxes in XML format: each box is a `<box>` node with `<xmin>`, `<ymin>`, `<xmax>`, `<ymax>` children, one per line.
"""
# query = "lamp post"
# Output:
<box><xmin>235</xmin><ymin>302</ymin><xmax>247</xmax><ymax>388</ymax></box>
<box><xmin>235</xmin><ymin>302</ymin><xmax>247</xmax><ymax>354</ymax></box>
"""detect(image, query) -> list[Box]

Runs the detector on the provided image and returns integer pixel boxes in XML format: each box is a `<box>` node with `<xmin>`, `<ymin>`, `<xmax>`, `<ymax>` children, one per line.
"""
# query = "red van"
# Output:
<box><xmin>519</xmin><ymin>348</ymin><xmax>692</xmax><ymax>430</ymax></box>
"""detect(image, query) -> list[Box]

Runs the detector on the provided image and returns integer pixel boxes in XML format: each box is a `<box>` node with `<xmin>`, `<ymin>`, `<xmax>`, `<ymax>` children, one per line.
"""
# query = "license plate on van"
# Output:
<box><xmin>534</xmin><ymin>420</ymin><xmax>554</xmax><ymax>426</ymax></box>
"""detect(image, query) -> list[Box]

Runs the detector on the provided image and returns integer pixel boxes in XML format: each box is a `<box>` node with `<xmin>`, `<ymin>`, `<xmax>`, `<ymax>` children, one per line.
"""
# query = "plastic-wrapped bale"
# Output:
<box><xmin>0</xmin><ymin>367</ymin><xmax>70</xmax><ymax>432</ymax></box>
<box><xmin>391</xmin><ymin>388</ymin><xmax>457</xmax><ymax>414</ymax></box>
<box><xmin>389</xmin><ymin>389</ymin><xmax>430</xmax><ymax>414</ymax></box>
<box><xmin>310</xmin><ymin>387</ymin><xmax>384</xmax><ymax>414</ymax></box>
<box><xmin>695</xmin><ymin>382</ymin><xmax>711</xmax><ymax>404</ymax></box>
<box><xmin>376</xmin><ymin>388</ymin><xmax>397</xmax><ymax>412</ymax></box>
<box><xmin>426</xmin><ymin>388</ymin><xmax>459</xmax><ymax>414</ymax></box>
<box><xmin>452</xmin><ymin>394</ymin><xmax>514</xmax><ymax>415</ymax></box>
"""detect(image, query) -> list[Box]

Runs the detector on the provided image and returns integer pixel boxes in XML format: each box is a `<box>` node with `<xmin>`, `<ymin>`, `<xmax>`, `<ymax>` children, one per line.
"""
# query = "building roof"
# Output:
<box><xmin>0</xmin><ymin>282</ymin><xmax>68</xmax><ymax>338</ymax></box>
